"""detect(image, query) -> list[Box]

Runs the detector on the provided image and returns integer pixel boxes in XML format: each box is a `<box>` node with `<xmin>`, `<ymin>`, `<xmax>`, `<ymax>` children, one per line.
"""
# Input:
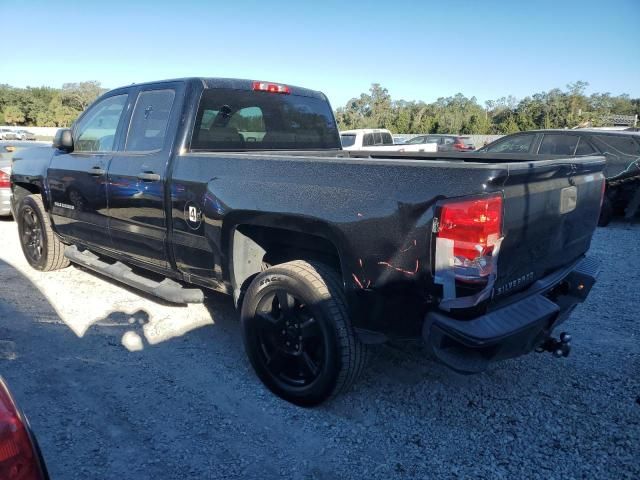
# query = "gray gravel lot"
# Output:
<box><xmin>0</xmin><ymin>217</ymin><xmax>638</xmax><ymax>479</ymax></box>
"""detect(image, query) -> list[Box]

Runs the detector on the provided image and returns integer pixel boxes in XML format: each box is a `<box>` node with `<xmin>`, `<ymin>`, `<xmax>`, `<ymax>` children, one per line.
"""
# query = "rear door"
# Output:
<box><xmin>48</xmin><ymin>92</ymin><xmax>130</xmax><ymax>248</ymax></box>
<box><xmin>107</xmin><ymin>82</ymin><xmax>184</xmax><ymax>269</ymax></box>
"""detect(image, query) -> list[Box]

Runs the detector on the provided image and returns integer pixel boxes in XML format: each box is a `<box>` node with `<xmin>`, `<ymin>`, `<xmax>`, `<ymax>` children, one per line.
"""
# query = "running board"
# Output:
<box><xmin>64</xmin><ymin>245</ymin><xmax>204</xmax><ymax>304</ymax></box>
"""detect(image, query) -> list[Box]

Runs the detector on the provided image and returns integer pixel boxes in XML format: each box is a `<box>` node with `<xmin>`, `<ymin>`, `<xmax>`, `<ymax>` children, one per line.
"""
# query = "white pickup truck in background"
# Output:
<box><xmin>340</xmin><ymin>128</ymin><xmax>437</xmax><ymax>152</ymax></box>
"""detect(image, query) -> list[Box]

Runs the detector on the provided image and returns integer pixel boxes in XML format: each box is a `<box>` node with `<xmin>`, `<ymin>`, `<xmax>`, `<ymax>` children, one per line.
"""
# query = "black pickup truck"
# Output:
<box><xmin>11</xmin><ymin>78</ymin><xmax>605</xmax><ymax>405</ymax></box>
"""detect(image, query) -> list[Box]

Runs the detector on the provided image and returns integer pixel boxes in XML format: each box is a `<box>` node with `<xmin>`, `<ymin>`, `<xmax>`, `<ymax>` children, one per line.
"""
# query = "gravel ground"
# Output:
<box><xmin>0</xmin><ymin>217</ymin><xmax>638</xmax><ymax>479</ymax></box>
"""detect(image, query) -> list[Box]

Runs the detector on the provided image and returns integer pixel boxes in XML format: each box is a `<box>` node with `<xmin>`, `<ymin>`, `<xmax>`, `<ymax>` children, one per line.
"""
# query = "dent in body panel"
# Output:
<box><xmin>168</xmin><ymin>153</ymin><xmax>503</xmax><ymax>331</ymax></box>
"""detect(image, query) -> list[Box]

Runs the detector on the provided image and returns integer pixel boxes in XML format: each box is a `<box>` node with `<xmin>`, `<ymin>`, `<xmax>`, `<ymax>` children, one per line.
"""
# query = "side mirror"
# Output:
<box><xmin>53</xmin><ymin>129</ymin><xmax>74</xmax><ymax>152</ymax></box>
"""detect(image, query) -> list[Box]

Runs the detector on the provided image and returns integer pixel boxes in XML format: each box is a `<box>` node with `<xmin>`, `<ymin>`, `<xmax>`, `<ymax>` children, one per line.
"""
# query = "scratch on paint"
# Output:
<box><xmin>399</xmin><ymin>239</ymin><xmax>418</xmax><ymax>253</ymax></box>
<box><xmin>377</xmin><ymin>259</ymin><xmax>420</xmax><ymax>276</ymax></box>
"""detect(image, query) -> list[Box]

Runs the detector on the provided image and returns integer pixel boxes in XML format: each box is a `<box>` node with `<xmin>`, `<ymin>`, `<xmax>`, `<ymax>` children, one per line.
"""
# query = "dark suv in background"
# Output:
<box><xmin>479</xmin><ymin>129</ymin><xmax>640</xmax><ymax>224</ymax></box>
<box><xmin>404</xmin><ymin>134</ymin><xmax>475</xmax><ymax>151</ymax></box>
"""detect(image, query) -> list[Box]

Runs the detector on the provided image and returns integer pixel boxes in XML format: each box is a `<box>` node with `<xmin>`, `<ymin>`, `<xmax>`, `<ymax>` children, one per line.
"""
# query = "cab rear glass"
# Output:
<box><xmin>191</xmin><ymin>89</ymin><xmax>341</xmax><ymax>151</ymax></box>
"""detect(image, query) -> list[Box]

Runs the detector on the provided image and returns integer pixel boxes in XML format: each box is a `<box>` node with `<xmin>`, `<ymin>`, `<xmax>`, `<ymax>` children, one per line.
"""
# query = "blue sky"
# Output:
<box><xmin>2</xmin><ymin>0</ymin><xmax>639</xmax><ymax>108</ymax></box>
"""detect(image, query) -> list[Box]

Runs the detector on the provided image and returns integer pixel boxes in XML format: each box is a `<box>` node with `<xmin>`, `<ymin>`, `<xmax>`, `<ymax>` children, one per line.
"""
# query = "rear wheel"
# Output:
<box><xmin>17</xmin><ymin>194</ymin><xmax>70</xmax><ymax>271</ymax></box>
<box><xmin>241</xmin><ymin>260</ymin><xmax>368</xmax><ymax>406</ymax></box>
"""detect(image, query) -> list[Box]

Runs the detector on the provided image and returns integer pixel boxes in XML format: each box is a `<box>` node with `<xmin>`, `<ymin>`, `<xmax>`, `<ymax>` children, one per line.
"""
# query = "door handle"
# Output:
<box><xmin>88</xmin><ymin>166</ymin><xmax>106</xmax><ymax>176</ymax></box>
<box><xmin>137</xmin><ymin>172</ymin><xmax>161</xmax><ymax>182</ymax></box>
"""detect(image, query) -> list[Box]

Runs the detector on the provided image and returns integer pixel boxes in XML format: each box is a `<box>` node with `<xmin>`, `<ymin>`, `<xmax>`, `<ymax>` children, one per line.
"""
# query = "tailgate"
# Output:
<box><xmin>493</xmin><ymin>156</ymin><xmax>605</xmax><ymax>298</ymax></box>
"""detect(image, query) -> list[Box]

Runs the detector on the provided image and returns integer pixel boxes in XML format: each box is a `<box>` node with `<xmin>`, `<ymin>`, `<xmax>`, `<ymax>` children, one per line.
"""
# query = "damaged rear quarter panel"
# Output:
<box><xmin>171</xmin><ymin>152</ymin><xmax>506</xmax><ymax>332</ymax></box>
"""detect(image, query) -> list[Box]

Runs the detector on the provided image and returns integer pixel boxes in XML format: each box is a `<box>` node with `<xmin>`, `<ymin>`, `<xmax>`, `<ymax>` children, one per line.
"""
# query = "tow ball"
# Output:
<box><xmin>536</xmin><ymin>332</ymin><xmax>572</xmax><ymax>358</ymax></box>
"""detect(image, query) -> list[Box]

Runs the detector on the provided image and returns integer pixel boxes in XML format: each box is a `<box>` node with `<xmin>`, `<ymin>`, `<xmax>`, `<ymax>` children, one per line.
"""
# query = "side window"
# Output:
<box><xmin>486</xmin><ymin>134</ymin><xmax>535</xmax><ymax>153</ymax></box>
<box><xmin>538</xmin><ymin>134</ymin><xmax>580</xmax><ymax>155</ymax></box>
<box><xmin>125</xmin><ymin>89</ymin><xmax>176</xmax><ymax>152</ymax></box>
<box><xmin>442</xmin><ymin>137</ymin><xmax>455</xmax><ymax>145</ymax></box>
<box><xmin>426</xmin><ymin>136</ymin><xmax>440</xmax><ymax>144</ymax></box>
<box><xmin>373</xmin><ymin>132</ymin><xmax>383</xmax><ymax>145</ymax></box>
<box><xmin>74</xmin><ymin>94</ymin><xmax>128</xmax><ymax>152</ymax></box>
<box><xmin>381</xmin><ymin>132</ymin><xmax>393</xmax><ymax>145</ymax></box>
<box><xmin>363</xmin><ymin>133</ymin><xmax>374</xmax><ymax>147</ymax></box>
<box><xmin>592</xmin><ymin>135</ymin><xmax>640</xmax><ymax>156</ymax></box>
<box><xmin>575</xmin><ymin>138</ymin><xmax>597</xmax><ymax>156</ymax></box>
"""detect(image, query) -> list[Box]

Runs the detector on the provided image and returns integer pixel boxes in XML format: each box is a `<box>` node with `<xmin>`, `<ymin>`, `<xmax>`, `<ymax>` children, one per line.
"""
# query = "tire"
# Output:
<box><xmin>241</xmin><ymin>260</ymin><xmax>368</xmax><ymax>406</ymax></box>
<box><xmin>17</xmin><ymin>194</ymin><xmax>70</xmax><ymax>271</ymax></box>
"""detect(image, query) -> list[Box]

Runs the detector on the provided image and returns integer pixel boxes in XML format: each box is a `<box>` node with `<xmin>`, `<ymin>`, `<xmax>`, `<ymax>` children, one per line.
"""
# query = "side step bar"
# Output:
<box><xmin>64</xmin><ymin>246</ymin><xmax>204</xmax><ymax>304</ymax></box>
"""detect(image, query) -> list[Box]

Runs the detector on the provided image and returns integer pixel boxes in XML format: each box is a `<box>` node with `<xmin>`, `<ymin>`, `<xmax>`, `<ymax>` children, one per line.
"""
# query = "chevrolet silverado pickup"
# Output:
<box><xmin>10</xmin><ymin>78</ymin><xmax>605</xmax><ymax>406</ymax></box>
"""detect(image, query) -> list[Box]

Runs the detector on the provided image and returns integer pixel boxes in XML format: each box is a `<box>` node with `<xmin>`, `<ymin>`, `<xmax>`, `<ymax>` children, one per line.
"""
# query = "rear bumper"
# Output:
<box><xmin>423</xmin><ymin>257</ymin><xmax>599</xmax><ymax>373</ymax></box>
<box><xmin>0</xmin><ymin>187</ymin><xmax>12</xmax><ymax>216</ymax></box>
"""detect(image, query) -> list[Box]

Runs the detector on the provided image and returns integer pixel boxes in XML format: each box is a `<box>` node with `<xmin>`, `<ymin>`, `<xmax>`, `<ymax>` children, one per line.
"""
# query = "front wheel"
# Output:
<box><xmin>241</xmin><ymin>260</ymin><xmax>368</xmax><ymax>406</ymax></box>
<box><xmin>17</xmin><ymin>194</ymin><xmax>70</xmax><ymax>271</ymax></box>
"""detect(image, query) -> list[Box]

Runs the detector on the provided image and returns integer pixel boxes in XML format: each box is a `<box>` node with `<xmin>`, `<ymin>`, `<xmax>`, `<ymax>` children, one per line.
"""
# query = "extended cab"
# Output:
<box><xmin>11</xmin><ymin>78</ymin><xmax>605</xmax><ymax>405</ymax></box>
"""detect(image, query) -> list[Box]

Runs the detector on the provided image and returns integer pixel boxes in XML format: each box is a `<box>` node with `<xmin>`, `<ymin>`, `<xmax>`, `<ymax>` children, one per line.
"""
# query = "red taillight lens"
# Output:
<box><xmin>0</xmin><ymin>379</ymin><xmax>46</xmax><ymax>480</ymax></box>
<box><xmin>436</xmin><ymin>194</ymin><xmax>503</xmax><ymax>281</ymax></box>
<box><xmin>0</xmin><ymin>171</ymin><xmax>10</xmax><ymax>189</ymax></box>
<box><xmin>252</xmin><ymin>81</ymin><xmax>291</xmax><ymax>94</ymax></box>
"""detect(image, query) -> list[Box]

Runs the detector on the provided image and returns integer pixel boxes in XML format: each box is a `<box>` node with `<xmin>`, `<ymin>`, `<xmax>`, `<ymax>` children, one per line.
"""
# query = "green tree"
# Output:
<box><xmin>61</xmin><ymin>81</ymin><xmax>104</xmax><ymax>111</ymax></box>
<box><xmin>3</xmin><ymin>105</ymin><xmax>25</xmax><ymax>125</ymax></box>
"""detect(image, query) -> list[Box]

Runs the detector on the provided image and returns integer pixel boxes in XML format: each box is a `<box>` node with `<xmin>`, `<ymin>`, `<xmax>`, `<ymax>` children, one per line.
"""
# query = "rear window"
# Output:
<box><xmin>592</xmin><ymin>135</ymin><xmax>640</xmax><ymax>156</ymax></box>
<box><xmin>340</xmin><ymin>134</ymin><xmax>356</xmax><ymax>147</ymax></box>
<box><xmin>191</xmin><ymin>89</ymin><xmax>340</xmax><ymax>151</ymax></box>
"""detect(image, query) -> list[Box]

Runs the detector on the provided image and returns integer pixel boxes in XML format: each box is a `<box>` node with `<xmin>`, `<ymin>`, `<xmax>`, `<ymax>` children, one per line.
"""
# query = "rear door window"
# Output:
<box><xmin>381</xmin><ymin>132</ymin><xmax>393</xmax><ymax>145</ymax></box>
<box><xmin>485</xmin><ymin>134</ymin><xmax>535</xmax><ymax>154</ymax></box>
<box><xmin>125</xmin><ymin>89</ymin><xmax>176</xmax><ymax>152</ymax></box>
<box><xmin>538</xmin><ymin>134</ymin><xmax>580</xmax><ymax>155</ymax></box>
<box><xmin>362</xmin><ymin>133</ymin><xmax>374</xmax><ymax>147</ymax></box>
<box><xmin>406</xmin><ymin>136</ymin><xmax>426</xmax><ymax>144</ymax></box>
<box><xmin>191</xmin><ymin>88</ymin><xmax>340</xmax><ymax>150</ymax></box>
<box><xmin>373</xmin><ymin>132</ymin><xmax>383</xmax><ymax>145</ymax></box>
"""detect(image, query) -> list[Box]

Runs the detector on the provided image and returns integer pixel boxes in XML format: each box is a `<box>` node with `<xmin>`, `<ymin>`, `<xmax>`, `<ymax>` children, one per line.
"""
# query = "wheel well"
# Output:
<box><xmin>231</xmin><ymin>224</ymin><xmax>342</xmax><ymax>307</ymax></box>
<box><xmin>12</xmin><ymin>183</ymin><xmax>41</xmax><ymax>211</ymax></box>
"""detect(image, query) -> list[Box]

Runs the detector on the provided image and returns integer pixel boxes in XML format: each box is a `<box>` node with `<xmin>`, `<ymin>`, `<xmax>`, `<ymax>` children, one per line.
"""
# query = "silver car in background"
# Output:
<box><xmin>0</xmin><ymin>129</ymin><xmax>18</xmax><ymax>140</ymax></box>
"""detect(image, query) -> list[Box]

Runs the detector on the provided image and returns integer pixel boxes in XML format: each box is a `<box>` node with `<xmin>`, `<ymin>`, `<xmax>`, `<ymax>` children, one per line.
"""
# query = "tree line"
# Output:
<box><xmin>0</xmin><ymin>82</ymin><xmax>105</xmax><ymax>127</ymax></box>
<box><xmin>335</xmin><ymin>81</ymin><xmax>640</xmax><ymax>134</ymax></box>
<box><xmin>1</xmin><ymin>80</ymin><xmax>638</xmax><ymax>135</ymax></box>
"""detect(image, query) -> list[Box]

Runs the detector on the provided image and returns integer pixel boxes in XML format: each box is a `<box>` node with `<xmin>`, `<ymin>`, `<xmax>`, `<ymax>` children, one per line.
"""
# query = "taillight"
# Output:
<box><xmin>435</xmin><ymin>194</ymin><xmax>503</xmax><ymax>282</ymax></box>
<box><xmin>0</xmin><ymin>171</ymin><xmax>10</xmax><ymax>189</ymax></box>
<box><xmin>252</xmin><ymin>81</ymin><xmax>291</xmax><ymax>94</ymax></box>
<box><xmin>0</xmin><ymin>378</ymin><xmax>46</xmax><ymax>480</ymax></box>
<box><xmin>453</xmin><ymin>142</ymin><xmax>466</xmax><ymax>150</ymax></box>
